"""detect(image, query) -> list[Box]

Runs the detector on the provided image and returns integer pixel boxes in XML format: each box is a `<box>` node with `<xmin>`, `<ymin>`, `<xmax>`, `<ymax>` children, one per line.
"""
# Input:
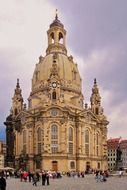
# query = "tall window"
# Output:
<box><xmin>23</xmin><ymin>130</ymin><xmax>26</xmax><ymax>154</ymax></box>
<box><xmin>59</xmin><ymin>32</ymin><xmax>63</xmax><ymax>44</ymax></box>
<box><xmin>96</xmin><ymin>133</ymin><xmax>99</xmax><ymax>156</ymax></box>
<box><xmin>37</xmin><ymin>127</ymin><xmax>42</xmax><ymax>154</ymax></box>
<box><xmin>15</xmin><ymin>108</ymin><xmax>18</xmax><ymax>115</ymax></box>
<box><xmin>50</xmin><ymin>32</ymin><xmax>54</xmax><ymax>44</ymax></box>
<box><xmin>51</xmin><ymin>125</ymin><xmax>58</xmax><ymax>153</ymax></box>
<box><xmin>69</xmin><ymin>127</ymin><xmax>73</xmax><ymax>154</ymax></box>
<box><xmin>52</xmin><ymin>91</ymin><xmax>56</xmax><ymax>100</ymax></box>
<box><xmin>85</xmin><ymin>130</ymin><xmax>90</xmax><ymax>155</ymax></box>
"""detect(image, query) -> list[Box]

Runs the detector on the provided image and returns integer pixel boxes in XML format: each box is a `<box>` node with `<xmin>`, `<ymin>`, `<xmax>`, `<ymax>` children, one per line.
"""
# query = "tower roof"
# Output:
<box><xmin>50</xmin><ymin>10</ymin><xmax>64</xmax><ymax>28</ymax></box>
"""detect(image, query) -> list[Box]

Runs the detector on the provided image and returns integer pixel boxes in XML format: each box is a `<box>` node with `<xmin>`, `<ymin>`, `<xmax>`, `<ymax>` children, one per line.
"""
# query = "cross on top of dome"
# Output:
<box><xmin>50</xmin><ymin>9</ymin><xmax>64</xmax><ymax>28</ymax></box>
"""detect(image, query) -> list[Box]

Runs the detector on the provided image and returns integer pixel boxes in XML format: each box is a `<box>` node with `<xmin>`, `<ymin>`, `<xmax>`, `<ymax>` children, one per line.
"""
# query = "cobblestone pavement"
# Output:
<box><xmin>6</xmin><ymin>175</ymin><xmax>127</xmax><ymax>190</ymax></box>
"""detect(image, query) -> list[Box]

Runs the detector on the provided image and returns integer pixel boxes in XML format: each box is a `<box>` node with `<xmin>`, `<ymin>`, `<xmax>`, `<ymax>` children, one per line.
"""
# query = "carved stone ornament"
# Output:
<box><xmin>15</xmin><ymin>119</ymin><xmax>22</xmax><ymax>132</ymax></box>
<box><xmin>50</xmin><ymin>62</ymin><xmax>59</xmax><ymax>77</ymax></box>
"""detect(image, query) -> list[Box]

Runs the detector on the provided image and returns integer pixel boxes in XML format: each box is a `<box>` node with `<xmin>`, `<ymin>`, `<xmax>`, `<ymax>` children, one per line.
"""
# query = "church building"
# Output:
<box><xmin>4</xmin><ymin>14</ymin><xmax>109</xmax><ymax>172</ymax></box>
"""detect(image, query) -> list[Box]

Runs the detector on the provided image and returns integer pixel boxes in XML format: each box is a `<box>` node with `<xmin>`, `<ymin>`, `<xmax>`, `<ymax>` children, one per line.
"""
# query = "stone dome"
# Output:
<box><xmin>32</xmin><ymin>53</ymin><xmax>82</xmax><ymax>94</ymax></box>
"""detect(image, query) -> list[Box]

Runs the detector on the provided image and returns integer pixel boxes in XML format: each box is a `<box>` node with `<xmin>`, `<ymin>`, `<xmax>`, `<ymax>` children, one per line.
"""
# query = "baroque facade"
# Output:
<box><xmin>4</xmin><ymin>14</ymin><xmax>109</xmax><ymax>172</ymax></box>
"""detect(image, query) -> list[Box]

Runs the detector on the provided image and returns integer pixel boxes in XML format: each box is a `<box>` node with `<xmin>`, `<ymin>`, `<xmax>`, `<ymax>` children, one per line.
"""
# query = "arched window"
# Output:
<box><xmin>70</xmin><ymin>161</ymin><xmax>75</xmax><ymax>169</ymax></box>
<box><xmin>69</xmin><ymin>127</ymin><xmax>73</xmax><ymax>141</ymax></box>
<box><xmin>59</xmin><ymin>32</ymin><xmax>63</xmax><ymax>44</ymax></box>
<box><xmin>50</xmin><ymin>32</ymin><xmax>54</xmax><ymax>44</ymax></box>
<box><xmin>85</xmin><ymin>130</ymin><xmax>90</xmax><ymax>155</ymax></box>
<box><xmin>23</xmin><ymin>130</ymin><xmax>26</xmax><ymax>154</ymax></box>
<box><xmin>96</xmin><ymin>133</ymin><xmax>99</xmax><ymax>156</ymax></box>
<box><xmin>95</xmin><ymin>107</ymin><xmax>99</xmax><ymax>115</ymax></box>
<box><xmin>51</xmin><ymin>125</ymin><xmax>58</xmax><ymax>153</ymax></box>
<box><xmin>52</xmin><ymin>91</ymin><xmax>56</xmax><ymax>100</ymax></box>
<box><xmin>15</xmin><ymin>108</ymin><xmax>18</xmax><ymax>115</ymax></box>
<box><xmin>23</xmin><ymin>130</ymin><xmax>26</xmax><ymax>144</ymax></box>
<box><xmin>68</xmin><ymin>127</ymin><xmax>73</xmax><ymax>154</ymax></box>
<box><xmin>37</xmin><ymin>127</ymin><xmax>42</xmax><ymax>154</ymax></box>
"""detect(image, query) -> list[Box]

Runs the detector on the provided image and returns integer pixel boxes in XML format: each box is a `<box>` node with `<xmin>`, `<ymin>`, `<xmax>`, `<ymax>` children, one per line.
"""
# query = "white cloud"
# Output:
<box><xmin>0</xmin><ymin>0</ymin><xmax>56</xmax><ymax>130</ymax></box>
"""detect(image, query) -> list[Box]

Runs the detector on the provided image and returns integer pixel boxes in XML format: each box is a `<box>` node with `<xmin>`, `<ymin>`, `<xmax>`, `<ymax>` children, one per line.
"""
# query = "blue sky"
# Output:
<box><xmin>0</xmin><ymin>0</ymin><xmax>127</xmax><ymax>140</ymax></box>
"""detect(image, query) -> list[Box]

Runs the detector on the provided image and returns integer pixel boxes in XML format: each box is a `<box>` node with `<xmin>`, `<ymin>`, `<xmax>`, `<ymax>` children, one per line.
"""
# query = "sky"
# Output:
<box><xmin>0</xmin><ymin>0</ymin><xmax>127</xmax><ymax>140</ymax></box>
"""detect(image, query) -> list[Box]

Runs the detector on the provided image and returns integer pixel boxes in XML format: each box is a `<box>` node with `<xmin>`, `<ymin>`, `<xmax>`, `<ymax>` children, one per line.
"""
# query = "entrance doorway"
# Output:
<box><xmin>86</xmin><ymin>161</ymin><xmax>91</xmax><ymax>173</ymax></box>
<box><xmin>52</xmin><ymin>161</ymin><xmax>58</xmax><ymax>171</ymax></box>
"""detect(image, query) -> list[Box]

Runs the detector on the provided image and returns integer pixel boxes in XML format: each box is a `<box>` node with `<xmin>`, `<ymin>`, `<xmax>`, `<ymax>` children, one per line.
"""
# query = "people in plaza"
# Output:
<box><xmin>0</xmin><ymin>173</ymin><xmax>6</xmax><ymax>190</ymax></box>
<box><xmin>95</xmin><ymin>170</ymin><xmax>100</xmax><ymax>182</ymax></box>
<box><xmin>20</xmin><ymin>171</ymin><xmax>23</xmax><ymax>182</ymax></box>
<box><xmin>45</xmin><ymin>171</ymin><xmax>50</xmax><ymax>185</ymax></box>
<box><xmin>32</xmin><ymin>173</ymin><xmax>38</xmax><ymax>186</ymax></box>
<box><xmin>23</xmin><ymin>171</ymin><xmax>28</xmax><ymax>182</ymax></box>
<box><xmin>119</xmin><ymin>170</ymin><xmax>123</xmax><ymax>177</ymax></box>
<box><xmin>36</xmin><ymin>172</ymin><xmax>40</xmax><ymax>181</ymax></box>
<box><xmin>42</xmin><ymin>171</ymin><xmax>46</xmax><ymax>185</ymax></box>
<box><xmin>95</xmin><ymin>170</ymin><xmax>107</xmax><ymax>182</ymax></box>
<box><xmin>28</xmin><ymin>171</ymin><xmax>32</xmax><ymax>182</ymax></box>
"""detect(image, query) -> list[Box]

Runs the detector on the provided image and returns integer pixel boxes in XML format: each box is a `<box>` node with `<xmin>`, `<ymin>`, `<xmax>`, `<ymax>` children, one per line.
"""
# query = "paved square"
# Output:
<box><xmin>6</xmin><ymin>175</ymin><xmax>127</xmax><ymax>190</ymax></box>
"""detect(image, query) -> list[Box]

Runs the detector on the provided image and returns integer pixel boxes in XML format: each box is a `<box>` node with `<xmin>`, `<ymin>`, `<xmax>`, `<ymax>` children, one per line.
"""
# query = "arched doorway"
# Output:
<box><xmin>86</xmin><ymin>161</ymin><xmax>91</xmax><ymax>173</ymax></box>
<box><xmin>52</xmin><ymin>161</ymin><xmax>58</xmax><ymax>171</ymax></box>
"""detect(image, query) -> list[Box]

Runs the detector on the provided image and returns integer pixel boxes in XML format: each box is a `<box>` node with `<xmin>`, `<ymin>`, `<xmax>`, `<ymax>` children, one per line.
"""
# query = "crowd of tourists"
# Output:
<box><xmin>1</xmin><ymin>168</ymin><xmax>121</xmax><ymax>189</ymax></box>
<box><xmin>95</xmin><ymin>170</ymin><xmax>108</xmax><ymax>182</ymax></box>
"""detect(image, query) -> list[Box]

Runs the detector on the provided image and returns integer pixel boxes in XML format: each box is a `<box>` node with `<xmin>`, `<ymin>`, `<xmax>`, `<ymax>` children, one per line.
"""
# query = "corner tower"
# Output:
<box><xmin>12</xmin><ymin>79</ymin><xmax>23</xmax><ymax>116</ymax></box>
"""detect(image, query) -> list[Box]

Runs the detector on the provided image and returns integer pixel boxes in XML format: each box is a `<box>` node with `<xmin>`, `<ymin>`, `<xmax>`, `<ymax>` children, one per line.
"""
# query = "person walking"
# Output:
<box><xmin>33</xmin><ymin>173</ymin><xmax>38</xmax><ymax>186</ymax></box>
<box><xmin>0</xmin><ymin>173</ymin><xmax>6</xmax><ymax>190</ymax></box>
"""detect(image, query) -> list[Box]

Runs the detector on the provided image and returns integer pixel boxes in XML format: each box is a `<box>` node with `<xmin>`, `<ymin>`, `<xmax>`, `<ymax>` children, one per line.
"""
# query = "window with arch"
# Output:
<box><xmin>50</xmin><ymin>32</ymin><xmax>54</xmax><ymax>44</ymax></box>
<box><xmin>14</xmin><ymin>108</ymin><xmax>18</xmax><ymax>115</ymax></box>
<box><xmin>69</xmin><ymin>127</ymin><xmax>73</xmax><ymax>154</ymax></box>
<box><xmin>95</xmin><ymin>107</ymin><xmax>99</xmax><ymax>115</ymax></box>
<box><xmin>96</xmin><ymin>132</ymin><xmax>99</xmax><ymax>156</ymax></box>
<box><xmin>70</xmin><ymin>161</ymin><xmax>75</xmax><ymax>169</ymax></box>
<box><xmin>85</xmin><ymin>129</ymin><xmax>90</xmax><ymax>155</ymax></box>
<box><xmin>59</xmin><ymin>32</ymin><xmax>63</xmax><ymax>44</ymax></box>
<box><xmin>52</xmin><ymin>91</ymin><xmax>56</xmax><ymax>100</ymax></box>
<box><xmin>37</xmin><ymin>127</ymin><xmax>42</xmax><ymax>154</ymax></box>
<box><xmin>23</xmin><ymin>130</ymin><xmax>27</xmax><ymax>154</ymax></box>
<box><xmin>51</xmin><ymin>124</ymin><xmax>58</xmax><ymax>153</ymax></box>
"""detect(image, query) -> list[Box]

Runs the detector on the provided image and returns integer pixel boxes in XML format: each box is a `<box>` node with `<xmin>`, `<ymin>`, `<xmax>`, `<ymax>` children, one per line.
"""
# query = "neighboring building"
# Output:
<box><xmin>4</xmin><ymin>14</ymin><xmax>109</xmax><ymax>172</ymax></box>
<box><xmin>0</xmin><ymin>141</ymin><xmax>6</xmax><ymax>168</ymax></box>
<box><xmin>120</xmin><ymin>140</ymin><xmax>127</xmax><ymax>169</ymax></box>
<box><xmin>107</xmin><ymin>138</ymin><xmax>121</xmax><ymax>171</ymax></box>
<box><xmin>107</xmin><ymin>137</ymin><xmax>127</xmax><ymax>171</ymax></box>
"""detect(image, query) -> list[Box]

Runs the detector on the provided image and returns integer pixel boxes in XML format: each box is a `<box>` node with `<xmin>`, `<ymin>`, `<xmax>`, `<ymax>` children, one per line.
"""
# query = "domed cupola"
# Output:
<box><xmin>46</xmin><ymin>11</ymin><xmax>67</xmax><ymax>55</ymax></box>
<box><xmin>30</xmin><ymin>13</ymin><xmax>84</xmax><ymax>109</ymax></box>
<box><xmin>50</xmin><ymin>13</ymin><xmax>64</xmax><ymax>28</ymax></box>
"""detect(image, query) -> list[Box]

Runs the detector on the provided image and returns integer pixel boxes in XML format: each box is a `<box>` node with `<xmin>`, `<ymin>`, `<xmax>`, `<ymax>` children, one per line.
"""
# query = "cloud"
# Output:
<box><xmin>49</xmin><ymin>0</ymin><xmax>127</xmax><ymax>138</ymax></box>
<box><xmin>0</xmin><ymin>0</ymin><xmax>127</xmax><ymax>140</ymax></box>
<box><xmin>0</xmin><ymin>0</ymin><xmax>55</xmax><ymax>134</ymax></box>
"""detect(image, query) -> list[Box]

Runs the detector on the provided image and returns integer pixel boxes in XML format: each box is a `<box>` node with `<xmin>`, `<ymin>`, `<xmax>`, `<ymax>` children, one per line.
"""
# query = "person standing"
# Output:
<box><xmin>42</xmin><ymin>171</ymin><xmax>46</xmax><ymax>186</ymax></box>
<box><xmin>46</xmin><ymin>171</ymin><xmax>50</xmax><ymax>185</ymax></box>
<box><xmin>0</xmin><ymin>173</ymin><xmax>6</xmax><ymax>190</ymax></box>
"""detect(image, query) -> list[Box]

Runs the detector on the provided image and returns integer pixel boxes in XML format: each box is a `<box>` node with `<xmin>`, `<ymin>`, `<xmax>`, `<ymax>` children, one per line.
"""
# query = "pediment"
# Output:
<box><xmin>15</xmin><ymin>110</ymin><xmax>31</xmax><ymax>120</ymax></box>
<box><xmin>78</xmin><ymin>110</ymin><xmax>99</xmax><ymax>123</ymax></box>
